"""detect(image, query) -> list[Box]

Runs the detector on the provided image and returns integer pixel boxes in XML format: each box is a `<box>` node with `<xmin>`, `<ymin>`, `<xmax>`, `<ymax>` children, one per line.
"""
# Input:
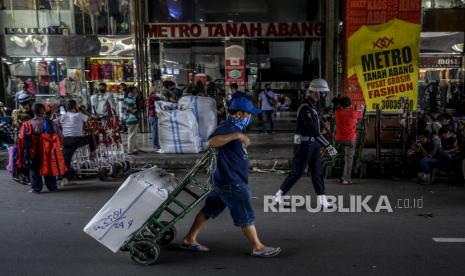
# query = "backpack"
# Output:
<box><xmin>264</xmin><ymin>92</ymin><xmax>276</xmax><ymax>107</ymax></box>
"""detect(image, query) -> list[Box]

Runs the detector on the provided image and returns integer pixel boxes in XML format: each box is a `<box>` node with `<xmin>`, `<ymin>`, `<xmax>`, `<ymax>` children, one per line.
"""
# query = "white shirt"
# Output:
<box><xmin>90</xmin><ymin>92</ymin><xmax>116</xmax><ymax>116</ymax></box>
<box><xmin>59</xmin><ymin>112</ymin><xmax>88</xmax><ymax>137</ymax></box>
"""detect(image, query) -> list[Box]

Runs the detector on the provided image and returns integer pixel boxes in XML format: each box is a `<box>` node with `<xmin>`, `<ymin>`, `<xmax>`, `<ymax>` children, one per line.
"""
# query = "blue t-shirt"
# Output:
<box><xmin>209</xmin><ymin>122</ymin><xmax>248</xmax><ymax>185</ymax></box>
<box><xmin>259</xmin><ymin>90</ymin><xmax>278</xmax><ymax>111</ymax></box>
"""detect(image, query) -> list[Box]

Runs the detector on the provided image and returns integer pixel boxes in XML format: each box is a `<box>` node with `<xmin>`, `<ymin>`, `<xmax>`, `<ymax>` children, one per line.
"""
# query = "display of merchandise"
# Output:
<box><xmin>60</xmin><ymin>77</ymin><xmax>83</xmax><ymax>98</ymax></box>
<box><xmin>86</xmin><ymin>58</ymin><xmax>134</xmax><ymax>82</ymax></box>
<box><xmin>86</xmin><ymin>57</ymin><xmax>135</xmax><ymax>97</ymax></box>
<box><xmin>4</xmin><ymin>57</ymin><xmax>85</xmax><ymax>103</ymax></box>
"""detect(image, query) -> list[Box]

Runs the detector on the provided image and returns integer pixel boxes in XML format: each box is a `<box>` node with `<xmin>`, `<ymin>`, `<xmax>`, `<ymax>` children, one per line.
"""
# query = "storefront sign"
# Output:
<box><xmin>0</xmin><ymin>35</ymin><xmax>100</xmax><ymax>57</ymax></box>
<box><xmin>347</xmin><ymin>19</ymin><xmax>420</xmax><ymax>111</ymax></box>
<box><xmin>5</xmin><ymin>27</ymin><xmax>69</xmax><ymax>35</ymax></box>
<box><xmin>145</xmin><ymin>22</ymin><xmax>324</xmax><ymax>39</ymax></box>
<box><xmin>225</xmin><ymin>44</ymin><xmax>245</xmax><ymax>86</ymax></box>
<box><xmin>344</xmin><ymin>0</ymin><xmax>422</xmax><ymax>112</ymax></box>
<box><xmin>419</xmin><ymin>57</ymin><xmax>463</xmax><ymax>68</ymax></box>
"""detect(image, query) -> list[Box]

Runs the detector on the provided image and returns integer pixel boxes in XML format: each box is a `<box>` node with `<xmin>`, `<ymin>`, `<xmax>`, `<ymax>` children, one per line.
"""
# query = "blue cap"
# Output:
<box><xmin>18</xmin><ymin>92</ymin><xmax>33</xmax><ymax>103</ymax></box>
<box><xmin>229</xmin><ymin>97</ymin><xmax>261</xmax><ymax>115</ymax></box>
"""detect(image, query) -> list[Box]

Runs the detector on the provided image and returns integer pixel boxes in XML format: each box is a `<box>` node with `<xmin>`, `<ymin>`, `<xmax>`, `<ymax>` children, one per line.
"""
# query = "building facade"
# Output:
<box><xmin>140</xmin><ymin>0</ymin><xmax>334</xmax><ymax>110</ymax></box>
<box><xmin>0</xmin><ymin>0</ymin><xmax>135</xmax><ymax>110</ymax></box>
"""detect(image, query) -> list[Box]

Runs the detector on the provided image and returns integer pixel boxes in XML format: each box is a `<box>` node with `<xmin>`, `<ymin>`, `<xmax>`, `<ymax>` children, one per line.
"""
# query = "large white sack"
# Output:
<box><xmin>83</xmin><ymin>167</ymin><xmax>177</xmax><ymax>253</ymax></box>
<box><xmin>155</xmin><ymin>101</ymin><xmax>202</xmax><ymax>154</ymax></box>
<box><xmin>179</xmin><ymin>96</ymin><xmax>217</xmax><ymax>150</ymax></box>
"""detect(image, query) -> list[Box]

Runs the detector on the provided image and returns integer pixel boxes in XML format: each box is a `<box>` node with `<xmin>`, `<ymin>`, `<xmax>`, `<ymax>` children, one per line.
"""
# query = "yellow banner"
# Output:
<box><xmin>347</xmin><ymin>19</ymin><xmax>420</xmax><ymax>112</ymax></box>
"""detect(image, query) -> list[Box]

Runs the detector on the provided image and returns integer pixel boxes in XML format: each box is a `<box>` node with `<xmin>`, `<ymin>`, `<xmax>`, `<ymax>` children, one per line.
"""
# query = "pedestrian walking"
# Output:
<box><xmin>146</xmin><ymin>88</ymin><xmax>161</xmax><ymax>150</ymax></box>
<box><xmin>124</xmin><ymin>87</ymin><xmax>141</xmax><ymax>155</ymax></box>
<box><xmin>274</xmin><ymin>79</ymin><xmax>338</xmax><ymax>208</ymax></box>
<box><xmin>182</xmin><ymin>97</ymin><xmax>281</xmax><ymax>258</ymax></box>
<box><xmin>258</xmin><ymin>84</ymin><xmax>278</xmax><ymax>134</ymax></box>
<box><xmin>334</xmin><ymin>97</ymin><xmax>362</xmax><ymax>185</ymax></box>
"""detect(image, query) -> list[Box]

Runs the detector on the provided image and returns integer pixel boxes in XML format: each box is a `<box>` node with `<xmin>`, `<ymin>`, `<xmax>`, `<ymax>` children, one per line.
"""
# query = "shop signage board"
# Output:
<box><xmin>5</xmin><ymin>27</ymin><xmax>70</xmax><ymax>35</ymax></box>
<box><xmin>225</xmin><ymin>44</ymin><xmax>246</xmax><ymax>86</ymax></box>
<box><xmin>419</xmin><ymin>57</ymin><xmax>463</xmax><ymax>68</ymax></box>
<box><xmin>0</xmin><ymin>35</ymin><xmax>100</xmax><ymax>57</ymax></box>
<box><xmin>344</xmin><ymin>0</ymin><xmax>422</xmax><ymax>112</ymax></box>
<box><xmin>144</xmin><ymin>22</ymin><xmax>324</xmax><ymax>39</ymax></box>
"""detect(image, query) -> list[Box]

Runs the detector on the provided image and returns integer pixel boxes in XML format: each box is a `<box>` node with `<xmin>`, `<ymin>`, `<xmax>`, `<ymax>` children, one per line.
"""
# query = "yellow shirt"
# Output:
<box><xmin>346</xmin><ymin>18</ymin><xmax>420</xmax><ymax>111</ymax></box>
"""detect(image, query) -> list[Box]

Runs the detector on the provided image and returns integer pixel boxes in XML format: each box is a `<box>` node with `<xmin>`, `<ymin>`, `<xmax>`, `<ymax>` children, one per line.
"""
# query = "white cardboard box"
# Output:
<box><xmin>83</xmin><ymin>167</ymin><xmax>177</xmax><ymax>253</ymax></box>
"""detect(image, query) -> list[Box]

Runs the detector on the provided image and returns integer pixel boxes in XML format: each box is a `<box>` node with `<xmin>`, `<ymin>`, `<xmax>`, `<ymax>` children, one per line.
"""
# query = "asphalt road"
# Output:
<box><xmin>0</xmin><ymin>170</ymin><xmax>464</xmax><ymax>276</ymax></box>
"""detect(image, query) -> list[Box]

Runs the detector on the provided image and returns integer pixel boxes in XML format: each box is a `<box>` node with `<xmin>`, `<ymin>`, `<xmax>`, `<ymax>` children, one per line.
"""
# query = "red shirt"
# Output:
<box><xmin>146</xmin><ymin>94</ymin><xmax>160</xmax><ymax>117</ymax></box>
<box><xmin>335</xmin><ymin>108</ymin><xmax>362</xmax><ymax>142</ymax></box>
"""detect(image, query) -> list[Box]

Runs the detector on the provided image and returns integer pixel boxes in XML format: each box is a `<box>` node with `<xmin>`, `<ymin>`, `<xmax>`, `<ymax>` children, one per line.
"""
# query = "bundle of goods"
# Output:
<box><xmin>155</xmin><ymin>101</ymin><xmax>202</xmax><ymax>154</ymax></box>
<box><xmin>84</xmin><ymin>167</ymin><xmax>177</xmax><ymax>252</ymax></box>
<box><xmin>178</xmin><ymin>96</ymin><xmax>217</xmax><ymax>150</ymax></box>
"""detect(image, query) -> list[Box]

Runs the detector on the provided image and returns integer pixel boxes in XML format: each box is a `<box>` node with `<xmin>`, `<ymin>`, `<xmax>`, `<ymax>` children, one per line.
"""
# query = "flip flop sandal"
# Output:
<box><xmin>14</xmin><ymin>178</ymin><xmax>28</xmax><ymax>185</ymax></box>
<box><xmin>180</xmin><ymin>243</ymin><xmax>210</xmax><ymax>252</ymax></box>
<box><xmin>251</xmin><ymin>247</ymin><xmax>281</xmax><ymax>258</ymax></box>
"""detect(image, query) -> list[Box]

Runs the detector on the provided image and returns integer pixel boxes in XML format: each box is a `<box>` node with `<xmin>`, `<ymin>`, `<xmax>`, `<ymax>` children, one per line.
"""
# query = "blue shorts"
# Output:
<box><xmin>200</xmin><ymin>182</ymin><xmax>255</xmax><ymax>227</ymax></box>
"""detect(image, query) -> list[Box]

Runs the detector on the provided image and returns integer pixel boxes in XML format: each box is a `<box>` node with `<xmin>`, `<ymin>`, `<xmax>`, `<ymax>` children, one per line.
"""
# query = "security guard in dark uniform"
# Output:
<box><xmin>274</xmin><ymin>79</ymin><xmax>337</xmax><ymax>208</ymax></box>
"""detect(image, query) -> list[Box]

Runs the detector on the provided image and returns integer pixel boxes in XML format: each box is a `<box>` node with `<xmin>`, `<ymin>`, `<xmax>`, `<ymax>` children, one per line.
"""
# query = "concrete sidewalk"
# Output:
<box><xmin>0</xmin><ymin>132</ymin><xmax>295</xmax><ymax>170</ymax></box>
<box><xmin>125</xmin><ymin>132</ymin><xmax>295</xmax><ymax>170</ymax></box>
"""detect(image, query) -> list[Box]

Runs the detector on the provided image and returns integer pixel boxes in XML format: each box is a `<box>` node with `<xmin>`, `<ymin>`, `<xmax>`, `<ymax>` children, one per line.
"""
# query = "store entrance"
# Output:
<box><xmin>156</xmin><ymin>40</ymin><xmax>226</xmax><ymax>101</ymax></box>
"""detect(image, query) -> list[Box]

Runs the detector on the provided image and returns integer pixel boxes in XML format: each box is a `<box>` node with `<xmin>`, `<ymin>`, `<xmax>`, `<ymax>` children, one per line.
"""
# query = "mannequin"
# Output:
<box><xmin>74</xmin><ymin>0</ymin><xmax>102</xmax><ymax>34</ymax></box>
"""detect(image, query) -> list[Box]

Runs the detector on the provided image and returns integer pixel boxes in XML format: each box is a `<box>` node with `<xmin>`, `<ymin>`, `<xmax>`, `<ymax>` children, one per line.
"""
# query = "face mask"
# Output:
<box><xmin>228</xmin><ymin>116</ymin><xmax>252</xmax><ymax>131</ymax></box>
<box><xmin>99</xmin><ymin>89</ymin><xmax>106</xmax><ymax>93</ymax></box>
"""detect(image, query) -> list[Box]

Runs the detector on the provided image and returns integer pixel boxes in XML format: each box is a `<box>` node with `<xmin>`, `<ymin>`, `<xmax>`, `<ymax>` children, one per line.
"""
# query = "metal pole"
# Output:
<box><xmin>131</xmin><ymin>0</ymin><xmax>149</xmax><ymax>132</ymax></box>
<box><xmin>325</xmin><ymin>0</ymin><xmax>337</xmax><ymax>96</ymax></box>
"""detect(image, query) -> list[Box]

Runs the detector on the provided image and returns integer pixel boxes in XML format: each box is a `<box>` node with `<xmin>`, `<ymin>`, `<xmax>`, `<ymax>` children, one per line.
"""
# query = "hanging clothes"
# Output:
<box><xmin>38</xmin><ymin>61</ymin><xmax>49</xmax><ymax>76</ymax></box>
<box><xmin>24</xmin><ymin>79</ymin><xmax>37</xmax><ymax>94</ymax></box>
<box><xmin>102</xmin><ymin>62</ymin><xmax>114</xmax><ymax>80</ymax></box>
<box><xmin>49</xmin><ymin>61</ymin><xmax>59</xmax><ymax>83</ymax></box>
<box><xmin>17</xmin><ymin>120</ymin><xmax>67</xmax><ymax>176</ymax></box>
<box><xmin>113</xmin><ymin>62</ymin><xmax>123</xmax><ymax>81</ymax></box>
<box><xmin>123</xmin><ymin>63</ymin><xmax>133</xmax><ymax>81</ymax></box>
<box><xmin>90</xmin><ymin>62</ymin><xmax>101</xmax><ymax>80</ymax></box>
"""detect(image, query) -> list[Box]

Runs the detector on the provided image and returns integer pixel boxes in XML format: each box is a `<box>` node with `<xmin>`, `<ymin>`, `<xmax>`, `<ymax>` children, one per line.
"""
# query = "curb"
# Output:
<box><xmin>132</xmin><ymin>157</ymin><xmax>292</xmax><ymax>170</ymax></box>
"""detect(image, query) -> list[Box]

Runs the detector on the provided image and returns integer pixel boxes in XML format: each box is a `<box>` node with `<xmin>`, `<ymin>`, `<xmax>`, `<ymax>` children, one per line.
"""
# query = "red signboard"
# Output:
<box><xmin>145</xmin><ymin>22</ymin><xmax>324</xmax><ymax>39</ymax></box>
<box><xmin>225</xmin><ymin>59</ymin><xmax>246</xmax><ymax>86</ymax></box>
<box><xmin>344</xmin><ymin>0</ymin><xmax>422</xmax><ymax>109</ymax></box>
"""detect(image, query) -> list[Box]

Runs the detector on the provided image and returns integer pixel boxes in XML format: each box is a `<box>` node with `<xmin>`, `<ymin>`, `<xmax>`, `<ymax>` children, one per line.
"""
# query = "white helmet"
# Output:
<box><xmin>308</xmin><ymin>78</ymin><xmax>330</xmax><ymax>93</ymax></box>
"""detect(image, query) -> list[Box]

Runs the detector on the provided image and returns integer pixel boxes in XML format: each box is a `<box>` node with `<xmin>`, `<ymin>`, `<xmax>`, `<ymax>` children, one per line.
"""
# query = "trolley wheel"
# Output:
<box><xmin>129</xmin><ymin>239</ymin><xmax>160</xmax><ymax>265</ymax></box>
<box><xmin>98</xmin><ymin>168</ymin><xmax>108</xmax><ymax>181</ymax></box>
<box><xmin>150</xmin><ymin>221</ymin><xmax>177</xmax><ymax>245</ymax></box>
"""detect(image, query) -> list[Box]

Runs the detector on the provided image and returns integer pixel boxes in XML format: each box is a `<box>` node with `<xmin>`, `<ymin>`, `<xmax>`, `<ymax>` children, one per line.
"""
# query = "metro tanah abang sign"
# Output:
<box><xmin>144</xmin><ymin>22</ymin><xmax>324</xmax><ymax>39</ymax></box>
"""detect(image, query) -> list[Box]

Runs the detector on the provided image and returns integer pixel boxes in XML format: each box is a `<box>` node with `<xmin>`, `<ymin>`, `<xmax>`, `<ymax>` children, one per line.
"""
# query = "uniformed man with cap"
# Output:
<box><xmin>274</xmin><ymin>79</ymin><xmax>338</xmax><ymax>208</ymax></box>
